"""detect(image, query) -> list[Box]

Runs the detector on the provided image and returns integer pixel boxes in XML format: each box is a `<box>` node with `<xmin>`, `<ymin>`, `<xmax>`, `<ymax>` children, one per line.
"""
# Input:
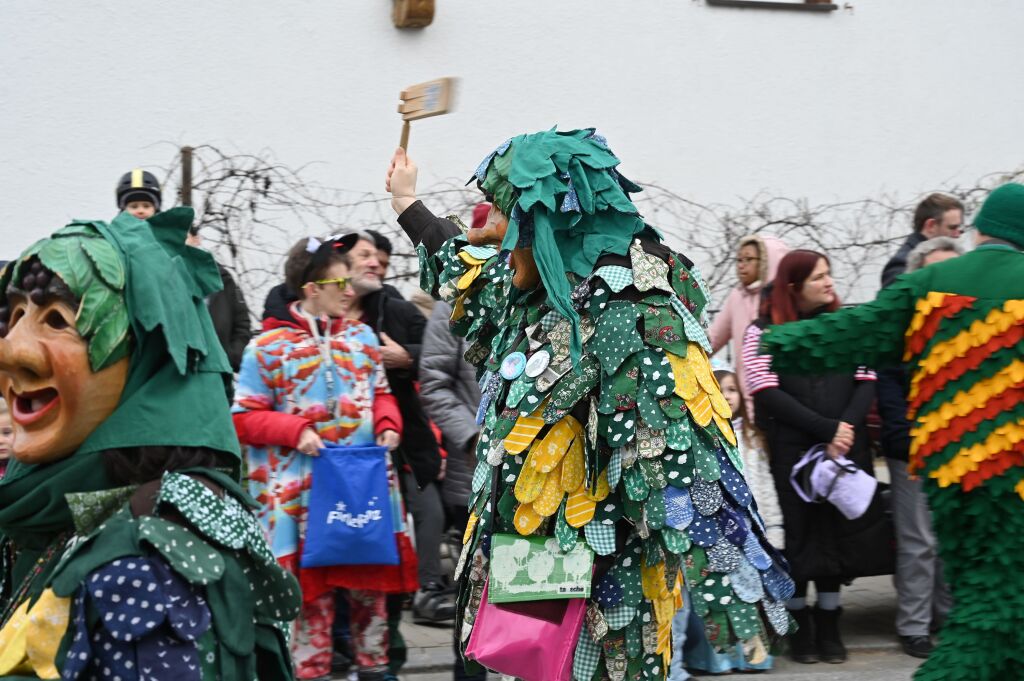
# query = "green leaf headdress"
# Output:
<box><xmin>472</xmin><ymin>128</ymin><xmax>649</xmax><ymax>360</ymax></box>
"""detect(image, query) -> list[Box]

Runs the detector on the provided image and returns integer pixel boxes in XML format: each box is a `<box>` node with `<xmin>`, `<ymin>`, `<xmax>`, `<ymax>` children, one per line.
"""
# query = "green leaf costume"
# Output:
<box><xmin>758</xmin><ymin>238</ymin><xmax>1024</xmax><ymax>681</ymax></box>
<box><xmin>0</xmin><ymin>209</ymin><xmax>299</xmax><ymax>679</ymax></box>
<box><xmin>405</xmin><ymin>129</ymin><xmax>794</xmax><ymax>681</ymax></box>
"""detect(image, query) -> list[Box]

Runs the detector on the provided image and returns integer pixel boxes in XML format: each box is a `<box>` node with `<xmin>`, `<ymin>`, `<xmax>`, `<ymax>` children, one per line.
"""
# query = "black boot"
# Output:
<box><xmin>788</xmin><ymin>607</ymin><xmax>818</xmax><ymax>664</ymax></box>
<box><xmin>813</xmin><ymin>606</ymin><xmax>847</xmax><ymax>663</ymax></box>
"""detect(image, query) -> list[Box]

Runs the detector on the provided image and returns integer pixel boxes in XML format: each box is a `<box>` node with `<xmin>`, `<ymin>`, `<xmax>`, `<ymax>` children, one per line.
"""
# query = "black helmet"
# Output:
<box><xmin>116</xmin><ymin>169</ymin><xmax>162</xmax><ymax>211</ymax></box>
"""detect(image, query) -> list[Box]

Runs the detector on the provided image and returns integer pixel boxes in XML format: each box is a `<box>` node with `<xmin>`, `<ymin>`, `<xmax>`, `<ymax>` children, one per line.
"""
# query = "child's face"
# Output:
<box><xmin>125</xmin><ymin>201</ymin><xmax>156</xmax><ymax>220</ymax></box>
<box><xmin>719</xmin><ymin>374</ymin><xmax>742</xmax><ymax>415</ymax></box>
<box><xmin>0</xmin><ymin>412</ymin><xmax>13</xmax><ymax>460</ymax></box>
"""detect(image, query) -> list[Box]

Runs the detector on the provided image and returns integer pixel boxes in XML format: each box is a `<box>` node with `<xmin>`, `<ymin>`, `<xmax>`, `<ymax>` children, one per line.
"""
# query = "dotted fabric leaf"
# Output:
<box><xmin>517</xmin><ymin>390</ymin><xmax>546</xmax><ymax>416</ymax></box>
<box><xmin>532</xmin><ymin>417</ymin><xmax>580</xmax><ymax>473</ymax></box>
<box><xmin>763</xmin><ymin>599</ymin><xmax>791</xmax><ymax>636</ymax></box>
<box><xmin>662</xmin><ymin>449</ymin><xmax>695</xmax><ymax>489</ymax></box>
<box><xmin>761</xmin><ymin>562</ymin><xmax>796</xmax><ymax>602</ymax></box>
<box><xmin>598</xmin><ymin>354</ymin><xmax>640</xmax><ymax>414</ymax></box>
<box><xmin>625</xmin><ymin>618</ymin><xmax>643</xmax><ymax>658</ymax></box>
<box><xmin>594</xmin><ymin>571</ymin><xmax>625</xmax><ymax>609</ymax></box>
<box><xmin>696</xmin><ymin>573</ymin><xmax>736</xmax><ymax>613</ymax></box>
<box><xmin>687</xmin><ymin>513</ymin><xmax>719</xmax><ymax>547</ymax></box>
<box><xmin>606</xmin><ymin>447</ymin><xmax>623</xmax><ymax>489</ymax></box>
<box><xmin>718</xmin><ymin>504</ymin><xmax>749</xmax><ymax>547</ymax></box>
<box><xmin>138</xmin><ymin>517</ymin><xmax>225</xmax><ymax>586</ymax></box>
<box><xmin>603</xmin><ymin>409</ymin><xmax>638</xmax><ymax>447</ymax></box>
<box><xmin>692</xmin><ymin>433</ymin><xmax>722</xmax><ymax>482</ymax></box>
<box><xmin>592</xmin><ymin>302</ymin><xmax>645</xmax><ymax>375</ymax></box>
<box><xmin>593</xmin><ymin>494</ymin><xmax>624</xmax><ymax>525</ymax></box>
<box><xmin>707</xmin><ymin>539</ymin><xmax>742</xmax><ymax>573</ymax></box>
<box><xmin>727</xmin><ymin>602</ymin><xmax>762</xmax><ymax>641</ymax></box>
<box><xmin>716</xmin><ymin>447</ymin><xmax>752</xmax><ymax>508</ymax></box>
<box><xmin>561</xmin><ymin>438</ymin><xmax>586</xmax><ymax>492</ymax></box>
<box><xmin>639</xmin><ymin>347</ymin><xmax>675</xmax><ymax>400</ymax></box>
<box><xmin>689</xmin><ymin>478</ymin><xmax>724</xmax><ymax>516</ymax></box>
<box><xmin>514</xmin><ymin>444</ymin><xmax>547</xmax><ymax>503</ymax></box>
<box><xmin>644</xmin><ymin>488</ymin><xmax>666</xmax><ymax>530</ymax></box>
<box><xmin>636</xmin><ymin>390</ymin><xmax>669</xmax><ymax>430</ymax></box>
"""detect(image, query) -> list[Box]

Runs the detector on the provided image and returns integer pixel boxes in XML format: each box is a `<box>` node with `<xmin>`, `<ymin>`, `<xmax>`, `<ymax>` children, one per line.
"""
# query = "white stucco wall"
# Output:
<box><xmin>2</xmin><ymin>1</ymin><xmax>1022</xmax><ymax>286</ymax></box>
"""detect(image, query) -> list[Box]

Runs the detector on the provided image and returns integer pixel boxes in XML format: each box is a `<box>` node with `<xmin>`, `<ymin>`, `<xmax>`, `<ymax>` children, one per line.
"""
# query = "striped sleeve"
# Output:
<box><xmin>741</xmin><ymin>324</ymin><xmax>779</xmax><ymax>394</ymax></box>
<box><xmin>854</xmin><ymin>366</ymin><xmax>877</xmax><ymax>381</ymax></box>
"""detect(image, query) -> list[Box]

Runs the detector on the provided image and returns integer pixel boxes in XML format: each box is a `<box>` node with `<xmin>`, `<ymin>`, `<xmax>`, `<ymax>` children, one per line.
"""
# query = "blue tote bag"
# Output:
<box><xmin>301</xmin><ymin>445</ymin><xmax>400</xmax><ymax>568</ymax></box>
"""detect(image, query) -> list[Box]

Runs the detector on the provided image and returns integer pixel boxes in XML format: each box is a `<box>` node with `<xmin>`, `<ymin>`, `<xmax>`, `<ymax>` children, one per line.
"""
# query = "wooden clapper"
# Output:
<box><xmin>397</xmin><ymin>77</ymin><xmax>456</xmax><ymax>151</ymax></box>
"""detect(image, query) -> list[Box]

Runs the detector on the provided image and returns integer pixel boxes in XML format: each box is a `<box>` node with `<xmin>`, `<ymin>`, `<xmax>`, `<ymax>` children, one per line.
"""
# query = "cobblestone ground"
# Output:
<box><xmin>335</xmin><ymin>575</ymin><xmax>926</xmax><ymax>681</ymax></box>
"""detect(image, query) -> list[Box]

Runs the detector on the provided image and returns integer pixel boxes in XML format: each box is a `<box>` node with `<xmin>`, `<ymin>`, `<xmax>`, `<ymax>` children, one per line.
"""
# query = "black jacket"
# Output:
<box><xmin>208</xmin><ymin>265</ymin><xmax>253</xmax><ymax>372</ymax></box>
<box><xmin>752</xmin><ymin>316</ymin><xmax>889</xmax><ymax>581</ymax></box>
<box><xmin>880</xmin><ymin>232</ymin><xmax>926</xmax><ymax>288</ymax></box>
<box><xmin>261</xmin><ymin>282</ymin><xmax>441</xmax><ymax>488</ymax></box>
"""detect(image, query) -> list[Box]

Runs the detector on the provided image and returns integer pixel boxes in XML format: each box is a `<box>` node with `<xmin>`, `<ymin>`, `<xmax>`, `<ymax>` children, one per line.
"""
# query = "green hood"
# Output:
<box><xmin>473</xmin><ymin>128</ymin><xmax>650</xmax><ymax>359</ymax></box>
<box><xmin>0</xmin><ymin>208</ymin><xmax>239</xmax><ymax>552</ymax></box>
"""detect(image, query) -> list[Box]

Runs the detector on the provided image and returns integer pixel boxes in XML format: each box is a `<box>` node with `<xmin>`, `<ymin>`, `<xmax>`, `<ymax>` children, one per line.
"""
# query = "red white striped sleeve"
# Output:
<box><xmin>741</xmin><ymin>324</ymin><xmax>779</xmax><ymax>394</ymax></box>
<box><xmin>854</xmin><ymin>366</ymin><xmax>877</xmax><ymax>381</ymax></box>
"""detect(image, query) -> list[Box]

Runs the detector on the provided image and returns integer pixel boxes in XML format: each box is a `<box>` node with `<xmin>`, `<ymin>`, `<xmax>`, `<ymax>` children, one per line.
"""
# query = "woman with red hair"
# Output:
<box><xmin>741</xmin><ymin>250</ymin><xmax>879</xmax><ymax>666</ymax></box>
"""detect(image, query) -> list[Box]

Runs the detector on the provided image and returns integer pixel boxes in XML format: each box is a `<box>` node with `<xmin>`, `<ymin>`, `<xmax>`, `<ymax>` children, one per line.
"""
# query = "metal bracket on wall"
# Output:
<box><xmin>706</xmin><ymin>0</ymin><xmax>838</xmax><ymax>11</ymax></box>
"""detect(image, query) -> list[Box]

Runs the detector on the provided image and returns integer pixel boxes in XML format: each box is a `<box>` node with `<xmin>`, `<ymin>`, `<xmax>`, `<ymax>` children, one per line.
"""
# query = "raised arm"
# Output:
<box><xmin>386</xmin><ymin>147</ymin><xmax>460</xmax><ymax>255</ymax></box>
<box><xmin>759</xmin><ymin>277</ymin><xmax>920</xmax><ymax>375</ymax></box>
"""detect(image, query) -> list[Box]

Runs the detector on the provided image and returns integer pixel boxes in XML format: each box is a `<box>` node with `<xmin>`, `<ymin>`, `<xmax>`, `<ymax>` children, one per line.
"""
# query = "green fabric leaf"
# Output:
<box><xmin>82</xmin><ymin>235</ymin><xmax>126</xmax><ymax>289</ymax></box>
<box><xmin>86</xmin><ymin>300</ymin><xmax>130</xmax><ymax>370</ymax></box>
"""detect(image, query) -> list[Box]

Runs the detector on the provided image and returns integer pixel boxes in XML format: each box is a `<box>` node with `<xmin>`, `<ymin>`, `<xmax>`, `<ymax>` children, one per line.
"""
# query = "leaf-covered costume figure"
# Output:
<box><xmin>400</xmin><ymin>129</ymin><xmax>795</xmax><ymax>681</ymax></box>
<box><xmin>0</xmin><ymin>209</ymin><xmax>300</xmax><ymax>680</ymax></box>
<box><xmin>759</xmin><ymin>191</ymin><xmax>1024</xmax><ymax>681</ymax></box>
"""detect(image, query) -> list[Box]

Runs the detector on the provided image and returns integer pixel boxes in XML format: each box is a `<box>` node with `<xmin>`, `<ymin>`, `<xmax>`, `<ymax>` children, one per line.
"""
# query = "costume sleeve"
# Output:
<box><xmin>397</xmin><ymin>200</ymin><xmax>461</xmax><ymax>256</ymax></box>
<box><xmin>759</xmin><ymin>278</ymin><xmax>919</xmax><ymax>375</ymax></box>
<box><xmin>231</xmin><ymin>342</ymin><xmax>311</xmax><ymax>447</ymax></box>
<box><xmin>745</xmin><ymin>325</ymin><xmax>841</xmax><ymax>443</ymax></box>
<box><xmin>708</xmin><ymin>290</ymin><xmax>734</xmax><ymax>353</ymax></box>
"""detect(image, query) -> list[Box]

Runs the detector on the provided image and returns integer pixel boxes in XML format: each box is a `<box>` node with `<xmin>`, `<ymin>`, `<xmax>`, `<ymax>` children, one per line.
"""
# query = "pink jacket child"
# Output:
<box><xmin>709</xmin><ymin>234</ymin><xmax>790</xmax><ymax>418</ymax></box>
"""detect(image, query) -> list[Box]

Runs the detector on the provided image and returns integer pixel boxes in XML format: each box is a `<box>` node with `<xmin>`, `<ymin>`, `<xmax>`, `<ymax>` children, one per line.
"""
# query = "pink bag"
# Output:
<box><xmin>465</xmin><ymin>578</ymin><xmax>586</xmax><ymax>681</ymax></box>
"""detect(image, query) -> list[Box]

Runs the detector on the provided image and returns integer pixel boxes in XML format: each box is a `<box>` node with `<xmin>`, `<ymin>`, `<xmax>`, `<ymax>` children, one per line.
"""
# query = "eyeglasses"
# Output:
<box><xmin>314</xmin><ymin>277</ymin><xmax>350</xmax><ymax>291</ymax></box>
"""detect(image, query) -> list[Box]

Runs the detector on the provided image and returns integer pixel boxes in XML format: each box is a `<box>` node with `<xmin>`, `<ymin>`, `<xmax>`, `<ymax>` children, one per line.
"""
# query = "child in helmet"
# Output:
<box><xmin>115</xmin><ymin>168</ymin><xmax>161</xmax><ymax>219</ymax></box>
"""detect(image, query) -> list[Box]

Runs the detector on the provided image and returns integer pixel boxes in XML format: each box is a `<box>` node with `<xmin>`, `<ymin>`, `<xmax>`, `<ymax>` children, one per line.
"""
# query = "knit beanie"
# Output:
<box><xmin>975</xmin><ymin>183</ymin><xmax>1024</xmax><ymax>248</ymax></box>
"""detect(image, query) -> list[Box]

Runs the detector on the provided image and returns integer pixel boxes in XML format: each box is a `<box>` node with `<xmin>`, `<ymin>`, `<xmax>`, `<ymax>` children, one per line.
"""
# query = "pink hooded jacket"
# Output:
<box><xmin>709</xmin><ymin>235</ymin><xmax>790</xmax><ymax>417</ymax></box>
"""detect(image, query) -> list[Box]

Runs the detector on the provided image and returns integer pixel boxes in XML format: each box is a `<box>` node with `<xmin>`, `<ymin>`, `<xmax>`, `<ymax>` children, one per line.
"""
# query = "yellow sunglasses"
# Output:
<box><xmin>313</xmin><ymin>277</ymin><xmax>350</xmax><ymax>291</ymax></box>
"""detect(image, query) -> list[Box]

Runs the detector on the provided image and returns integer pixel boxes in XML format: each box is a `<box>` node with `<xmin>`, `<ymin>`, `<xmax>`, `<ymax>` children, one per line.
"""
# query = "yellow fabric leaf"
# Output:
<box><xmin>584</xmin><ymin>468</ymin><xmax>610</xmax><ymax>502</ymax></box>
<box><xmin>653</xmin><ymin>591</ymin><xmax>676</xmax><ymax>627</ymax></box>
<box><xmin>463</xmin><ymin>512</ymin><xmax>479</xmax><ymax>545</ymax></box>
<box><xmin>457</xmin><ymin>264</ymin><xmax>482</xmax><ymax>291</ymax></box>
<box><xmin>685</xmin><ymin>391</ymin><xmax>714</xmax><ymax>427</ymax></box>
<box><xmin>657</xmin><ymin>613</ymin><xmax>673</xmax><ymax>655</ymax></box>
<box><xmin>565</xmin><ymin>485</ymin><xmax>597</xmax><ymax>528</ymax></box>
<box><xmin>713</xmin><ymin>413</ymin><xmax>737</xmax><ymax>446</ymax></box>
<box><xmin>532</xmin><ymin>461</ymin><xmax>566</xmax><ymax>517</ymax></box>
<box><xmin>532</xmin><ymin>418</ymin><xmax>577</xmax><ymax>473</ymax></box>
<box><xmin>514</xmin><ymin>502</ymin><xmax>544</xmax><ymax>535</ymax></box>
<box><xmin>25</xmin><ymin>589</ymin><xmax>69</xmax><ymax>679</ymax></box>
<box><xmin>0</xmin><ymin>599</ymin><xmax>32</xmax><ymax>675</ymax></box>
<box><xmin>688</xmin><ymin>344</ymin><xmax>718</xmax><ymax>396</ymax></box>
<box><xmin>641</xmin><ymin>562</ymin><xmax>669</xmax><ymax>601</ymax></box>
<box><xmin>451</xmin><ymin>293</ymin><xmax>467</xmax><ymax>321</ymax></box>
<box><xmin>709</xmin><ymin>389</ymin><xmax>733</xmax><ymax>420</ymax></box>
<box><xmin>667</xmin><ymin>352</ymin><xmax>699</xmax><ymax>400</ymax></box>
<box><xmin>514</xmin><ymin>441</ymin><xmax>548</xmax><ymax>503</ymax></box>
<box><xmin>458</xmin><ymin>250</ymin><xmax>487</xmax><ymax>266</ymax></box>
<box><xmin>560</xmin><ymin>436</ymin><xmax>585</xmax><ymax>492</ymax></box>
<box><xmin>504</xmin><ymin>413</ymin><xmax>546</xmax><ymax>454</ymax></box>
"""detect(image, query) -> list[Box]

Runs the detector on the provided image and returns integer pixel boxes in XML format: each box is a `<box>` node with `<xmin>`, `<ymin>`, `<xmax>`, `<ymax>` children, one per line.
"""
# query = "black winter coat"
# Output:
<box><xmin>208</xmin><ymin>265</ymin><xmax>253</xmax><ymax>372</ymax></box>
<box><xmin>752</xmin><ymin>318</ymin><xmax>888</xmax><ymax>582</ymax></box>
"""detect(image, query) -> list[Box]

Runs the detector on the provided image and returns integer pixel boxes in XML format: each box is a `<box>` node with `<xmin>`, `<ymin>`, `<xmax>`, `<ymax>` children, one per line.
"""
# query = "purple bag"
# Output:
<box><xmin>790</xmin><ymin>444</ymin><xmax>877</xmax><ymax>520</ymax></box>
<box><xmin>465</xmin><ymin>577</ymin><xmax>586</xmax><ymax>681</ymax></box>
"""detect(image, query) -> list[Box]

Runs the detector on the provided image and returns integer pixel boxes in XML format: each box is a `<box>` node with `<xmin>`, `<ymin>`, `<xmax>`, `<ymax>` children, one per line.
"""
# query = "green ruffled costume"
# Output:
<box><xmin>759</xmin><ymin>243</ymin><xmax>1024</xmax><ymax>680</ymax></box>
<box><xmin>0</xmin><ymin>209</ymin><xmax>300</xmax><ymax>680</ymax></box>
<box><xmin>409</xmin><ymin>129</ymin><xmax>796</xmax><ymax>681</ymax></box>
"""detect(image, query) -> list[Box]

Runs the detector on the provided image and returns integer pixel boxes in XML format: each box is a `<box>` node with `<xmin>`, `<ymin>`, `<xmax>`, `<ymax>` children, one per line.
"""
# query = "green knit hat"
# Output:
<box><xmin>975</xmin><ymin>183</ymin><xmax>1024</xmax><ymax>248</ymax></box>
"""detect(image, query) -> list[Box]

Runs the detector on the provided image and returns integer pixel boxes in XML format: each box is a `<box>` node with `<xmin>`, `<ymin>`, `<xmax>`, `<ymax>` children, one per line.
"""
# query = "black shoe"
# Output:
<box><xmin>787</xmin><ymin>607</ymin><xmax>818</xmax><ymax>664</ymax></box>
<box><xmin>413</xmin><ymin>582</ymin><xmax>456</xmax><ymax>623</ymax></box>
<box><xmin>901</xmin><ymin>635</ymin><xmax>934</xmax><ymax>659</ymax></box>
<box><xmin>813</xmin><ymin>606</ymin><xmax>847</xmax><ymax>664</ymax></box>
